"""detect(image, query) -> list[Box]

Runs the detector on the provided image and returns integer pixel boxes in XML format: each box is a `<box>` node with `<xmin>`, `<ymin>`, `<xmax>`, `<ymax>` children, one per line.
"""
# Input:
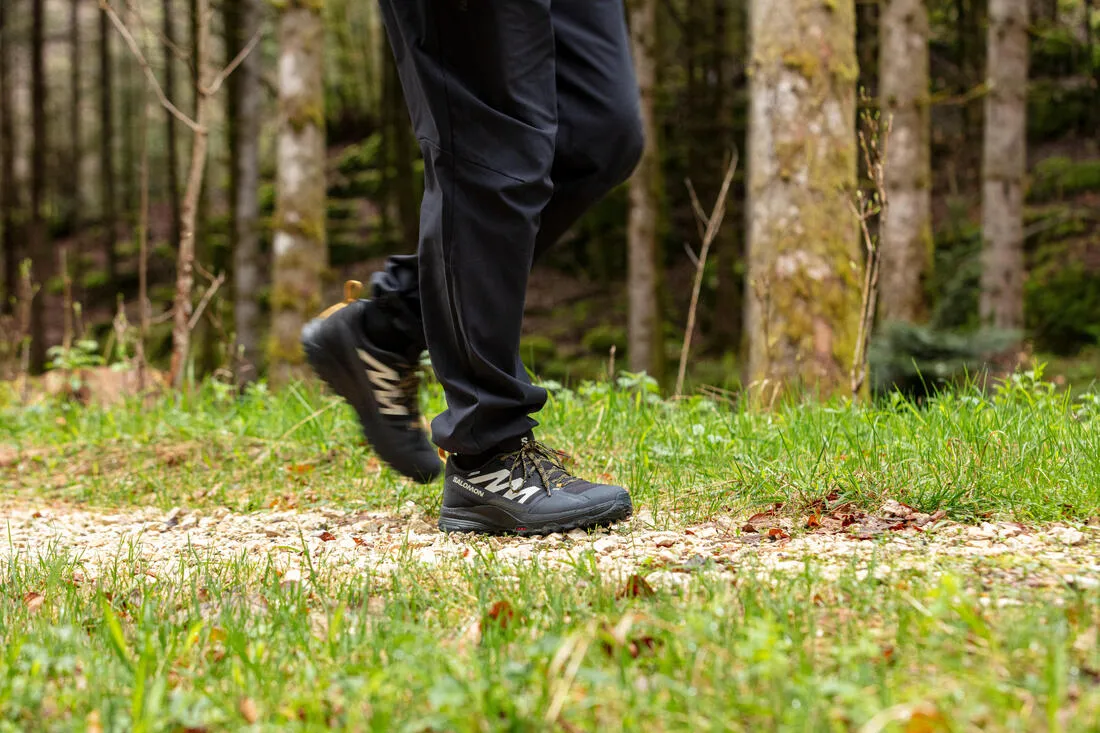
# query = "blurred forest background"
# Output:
<box><xmin>0</xmin><ymin>0</ymin><xmax>1097</xmax><ymax>400</ymax></box>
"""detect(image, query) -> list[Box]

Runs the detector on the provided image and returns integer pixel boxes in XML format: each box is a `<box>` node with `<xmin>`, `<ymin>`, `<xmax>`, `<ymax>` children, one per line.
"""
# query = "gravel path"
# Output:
<box><xmin>3</xmin><ymin>501</ymin><xmax>1099</xmax><ymax>592</ymax></box>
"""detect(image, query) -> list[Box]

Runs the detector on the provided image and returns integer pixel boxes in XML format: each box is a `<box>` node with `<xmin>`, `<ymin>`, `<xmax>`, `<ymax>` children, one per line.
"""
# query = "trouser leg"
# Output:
<box><xmin>371</xmin><ymin>0</ymin><xmax>643</xmax><ymax>455</ymax></box>
<box><xmin>374</xmin><ymin>0</ymin><xmax>557</xmax><ymax>456</ymax></box>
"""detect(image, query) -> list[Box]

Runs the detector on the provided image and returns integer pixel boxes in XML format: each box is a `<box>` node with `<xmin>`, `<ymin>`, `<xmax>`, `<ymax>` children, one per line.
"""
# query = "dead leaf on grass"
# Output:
<box><xmin>486</xmin><ymin>600</ymin><xmax>516</xmax><ymax>628</ymax></box>
<box><xmin>618</xmin><ymin>574</ymin><xmax>656</xmax><ymax>599</ymax></box>
<box><xmin>352</xmin><ymin>537</ymin><xmax>366</xmax><ymax>547</ymax></box>
<box><xmin>318</xmin><ymin>531</ymin><xmax>336</xmax><ymax>542</ymax></box>
<box><xmin>23</xmin><ymin>592</ymin><xmax>44</xmax><ymax>614</ymax></box>
<box><xmin>767</xmin><ymin>527</ymin><xmax>790</xmax><ymax>542</ymax></box>
<box><xmin>239</xmin><ymin>698</ymin><xmax>259</xmax><ymax>724</ymax></box>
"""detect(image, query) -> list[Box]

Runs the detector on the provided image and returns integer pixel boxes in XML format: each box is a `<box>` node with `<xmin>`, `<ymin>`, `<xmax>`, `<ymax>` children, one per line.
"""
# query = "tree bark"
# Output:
<box><xmin>30</xmin><ymin>0</ymin><xmax>49</xmax><ymax>372</ymax></box>
<box><xmin>69</xmin><ymin>0</ymin><xmax>83</xmax><ymax>297</ymax></box>
<box><xmin>99</xmin><ymin>7</ymin><xmax>118</xmax><ymax>291</ymax></box>
<box><xmin>163</xmin><ymin>0</ymin><xmax>182</xmax><ymax>254</ymax></box>
<box><xmin>0</xmin><ymin>0</ymin><xmax>20</xmax><ymax>312</ymax></box>
<box><xmin>270</xmin><ymin>1</ymin><xmax>327</xmax><ymax>386</ymax></box>
<box><xmin>169</xmin><ymin>0</ymin><xmax>213</xmax><ymax>387</ymax></box>
<box><xmin>229</xmin><ymin>0</ymin><xmax>263</xmax><ymax>385</ymax></box>
<box><xmin>745</xmin><ymin>0</ymin><xmax>861</xmax><ymax>398</ymax></box>
<box><xmin>980</xmin><ymin>0</ymin><xmax>1028</xmax><ymax>330</ymax></box>
<box><xmin>626</xmin><ymin>0</ymin><xmax>663</xmax><ymax>378</ymax></box>
<box><xmin>880</xmin><ymin>0</ymin><xmax>932</xmax><ymax>323</ymax></box>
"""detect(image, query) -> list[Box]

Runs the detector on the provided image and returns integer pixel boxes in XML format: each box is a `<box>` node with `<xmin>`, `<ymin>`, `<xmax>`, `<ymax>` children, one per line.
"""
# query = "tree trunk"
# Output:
<box><xmin>69</xmin><ymin>0</ymin><xmax>82</xmax><ymax>297</ymax></box>
<box><xmin>626</xmin><ymin>0</ymin><xmax>663</xmax><ymax>378</ymax></box>
<box><xmin>229</xmin><ymin>0</ymin><xmax>264</xmax><ymax>385</ymax></box>
<box><xmin>99</xmin><ymin>7</ymin><xmax>118</xmax><ymax>291</ymax></box>
<box><xmin>880</xmin><ymin>0</ymin><xmax>932</xmax><ymax>323</ymax></box>
<box><xmin>169</xmin><ymin>0</ymin><xmax>213</xmax><ymax>387</ymax></box>
<box><xmin>30</xmin><ymin>0</ymin><xmax>49</xmax><ymax>372</ymax></box>
<box><xmin>745</xmin><ymin>0</ymin><xmax>861</xmax><ymax>397</ymax></box>
<box><xmin>980</xmin><ymin>0</ymin><xmax>1028</xmax><ymax>330</ymax></box>
<box><xmin>270</xmin><ymin>1</ymin><xmax>327</xmax><ymax>386</ymax></box>
<box><xmin>163</xmin><ymin>0</ymin><xmax>182</xmax><ymax>254</ymax></box>
<box><xmin>0</xmin><ymin>0</ymin><xmax>20</xmax><ymax>312</ymax></box>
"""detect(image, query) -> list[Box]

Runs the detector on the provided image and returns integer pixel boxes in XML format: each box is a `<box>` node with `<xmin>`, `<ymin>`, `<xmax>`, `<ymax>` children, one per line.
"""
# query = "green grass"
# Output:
<box><xmin>2</xmin><ymin>541</ymin><xmax>1099</xmax><ymax>731</ymax></box>
<box><xmin>2</xmin><ymin>368</ymin><xmax>1099</xmax><ymax>524</ymax></box>
<box><xmin>2</xmin><ymin>369</ymin><xmax>1100</xmax><ymax>730</ymax></box>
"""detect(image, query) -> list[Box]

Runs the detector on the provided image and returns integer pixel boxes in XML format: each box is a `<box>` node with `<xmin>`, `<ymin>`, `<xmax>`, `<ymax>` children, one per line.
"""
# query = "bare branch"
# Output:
<box><xmin>123</xmin><ymin>0</ymin><xmax>189</xmax><ymax>62</ymax></box>
<box><xmin>675</xmin><ymin>150</ymin><xmax>739</xmax><ymax>397</ymax></box>
<box><xmin>188</xmin><ymin>271</ymin><xmax>226</xmax><ymax>331</ymax></box>
<box><xmin>206</xmin><ymin>28</ymin><xmax>264</xmax><ymax>97</ymax></box>
<box><xmin>99</xmin><ymin>0</ymin><xmax>201</xmax><ymax>133</ymax></box>
<box><xmin>685</xmin><ymin>178</ymin><xmax>709</xmax><ymax>243</ymax></box>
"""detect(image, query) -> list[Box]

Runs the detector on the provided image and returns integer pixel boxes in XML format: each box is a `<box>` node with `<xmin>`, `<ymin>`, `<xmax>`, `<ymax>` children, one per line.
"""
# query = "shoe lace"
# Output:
<box><xmin>506</xmin><ymin>440</ymin><xmax>581</xmax><ymax>496</ymax></box>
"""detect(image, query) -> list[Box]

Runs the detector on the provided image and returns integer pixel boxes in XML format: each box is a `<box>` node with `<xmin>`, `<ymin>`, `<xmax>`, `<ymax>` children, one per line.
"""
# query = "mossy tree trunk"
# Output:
<box><xmin>745</xmin><ymin>0</ymin><xmax>861</xmax><ymax>398</ymax></box>
<box><xmin>627</xmin><ymin>0</ymin><xmax>663</xmax><ymax>379</ymax></box>
<box><xmin>980</xmin><ymin>0</ymin><xmax>1028</xmax><ymax>330</ymax></box>
<box><xmin>270</xmin><ymin>0</ymin><xmax>326</xmax><ymax>386</ymax></box>
<box><xmin>880</xmin><ymin>0</ymin><xmax>932</xmax><ymax>323</ymax></box>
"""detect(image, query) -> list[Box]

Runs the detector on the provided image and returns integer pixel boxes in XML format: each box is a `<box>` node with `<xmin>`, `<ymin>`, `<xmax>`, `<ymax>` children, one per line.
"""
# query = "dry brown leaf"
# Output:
<box><xmin>23</xmin><ymin>592</ymin><xmax>44</xmax><ymax>614</ymax></box>
<box><xmin>767</xmin><ymin>527</ymin><xmax>790</xmax><ymax>541</ymax></box>
<box><xmin>806</xmin><ymin>514</ymin><xmax>821</xmax><ymax>530</ymax></box>
<box><xmin>486</xmin><ymin>600</ymin><xmax>515</xmax><ymax>629</ymax></box>
<box><xmin>286</xmin><ymin>463</ymin><xmax>314</xmax><ymax>475</ymax></box>
<box><xmin>239</xmin><ymin>698</ymin><xmax>259</xmax><ymax>724</ymax></box>
<box><xmin>319</xmin><ymin>531</ymin><xmax>336</xmax><ymax>542</ymax></box>
<box><xmin>352</xmin><ymin>537</ymin><xmax>366</xmax><ymax>547</ymax></box>
<box><xmin>618</xmin><ymin>574</ymin><xmax>656</xmax><ymax>599</ymax></box>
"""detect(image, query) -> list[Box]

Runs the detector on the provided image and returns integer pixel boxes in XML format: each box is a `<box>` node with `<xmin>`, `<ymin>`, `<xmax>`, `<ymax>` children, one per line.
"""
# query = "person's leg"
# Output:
<box><xmin>371</xmin><ymin>0</ymin><xmax>643</xmax><ymax>316</ymax></box>
<box><xmin>375</xmin><ymin>0</ymin><xmax>557</xmax><ymax>457</ymax></box>
<box><xmin>534</xmin><ymin>0</ymin><xmax>644</xmax><ymax>259</ymax></box>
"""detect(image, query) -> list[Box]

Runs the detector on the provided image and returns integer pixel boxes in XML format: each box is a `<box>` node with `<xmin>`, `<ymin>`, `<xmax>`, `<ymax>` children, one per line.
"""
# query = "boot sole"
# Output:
<box><xmin>437</xmin><ymin>495</ymin><xmax>633</xmax><ymax>536</ymax></box>
<box><xmin>302</xmin><ymin>318</ymin><xmax>442</xmax><ymax>484</ymax></box>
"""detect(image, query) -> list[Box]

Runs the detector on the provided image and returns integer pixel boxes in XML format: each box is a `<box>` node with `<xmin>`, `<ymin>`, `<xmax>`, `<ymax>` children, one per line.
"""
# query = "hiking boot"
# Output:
<box><xmin>439</xmin><ymin>434</ymin><xmax>633</xmax><ymax>535</ymax></box>
<box><xmin>301</xmin><ymin>280</ymin><xmax>443</xmax><ymax>484</ymax></box>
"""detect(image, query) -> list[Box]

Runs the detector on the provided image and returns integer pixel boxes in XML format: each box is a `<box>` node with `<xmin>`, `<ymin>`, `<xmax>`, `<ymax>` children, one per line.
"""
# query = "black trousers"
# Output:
<box><xmin>371</xmin><ymin>0</ymin><xmax>644</xmax><ymax>456</ymax></box>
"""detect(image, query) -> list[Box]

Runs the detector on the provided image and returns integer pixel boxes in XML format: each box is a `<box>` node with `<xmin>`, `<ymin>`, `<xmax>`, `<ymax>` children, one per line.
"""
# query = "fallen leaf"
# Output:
<box><xmin>881</xmin><ymin>645</ymin><xmax>896</xmax><ymax>664</ymax></box>
<box><xmin>485</xmin><ymin>600</ymin><xmax>515</xmax><ymax>629</ymax></box>
<box><xmin>23</xmin><ymin>592</ymin><xmax>44</xmax><ymax>614</ymax></box>
<box><xmin>904</xmin><ymin>707</ymin><xmax>947</xmax><ymax>733</ymax></box>
<box><xmin>352</xmin><ymin>537</ymin><xmax>366</xmax><ymax>547</ymax></box>
<box><xmin>318</xmin><ymin>531</ymin><xmax>336</xmax><ymax>542</ymax></box>
<box><xmin>767</xmin><ymin>527</ymin><xmax>790</xmax><ymax>541</ymax></box>
<box><xmin>618</xmin><ymin>574</ymin><xmax>656</xmax><ymax>599</ymax></box>
<box><xmin>286</xmin><ymin>464</ymin><xmax>314</xmax><ymax>475</ymax></box>
<box><xmin>806</xmin><ymin>514</ymin><xmax>821</xmax><ymax>530</ymax></box>
<box><xmin>31</xmin><ymin>511</ymin><xmax>42</xmax><ymax>519</ymax></box>
<box><xmin>239</xmin><ymin>698</ymin><xmax>259</xmax><ymax>724</ymax></box>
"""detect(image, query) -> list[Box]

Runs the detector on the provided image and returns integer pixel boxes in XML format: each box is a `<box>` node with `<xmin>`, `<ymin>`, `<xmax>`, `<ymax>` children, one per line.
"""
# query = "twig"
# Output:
<box><xmin>206</xmin><ymin>29</ymin><xmax>263</xmax><ymax>97</ymax></box>
<box><xmin>187</xmin><ymin>271</ymin><xmax>226</xmax><ymax>331</ymax></box>
<box><xmin>849</xmin><ymin>106</ymin><xmax>892</xmax><ymax>397</ymax></box>
<box><xmin>99</xmin><ymin>0</ymin><xmax>201</xmax><ymax>134</ymax></box>
<box><xmin>675</xmin><ymin>150</ymin><xmax>739</xmax><ymax>397</ymax></box>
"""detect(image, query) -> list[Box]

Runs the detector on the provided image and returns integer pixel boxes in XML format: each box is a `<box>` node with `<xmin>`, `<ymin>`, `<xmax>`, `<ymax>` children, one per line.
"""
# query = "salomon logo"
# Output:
<box><xmin>357</xmin><ymin>348</ymin><xmax>407</xmax><ymax>416</ymax></box>
<box><xmin>465</xmin><ymin>470</ymin><xmax>542</xmax><ymax>504</ymax></box>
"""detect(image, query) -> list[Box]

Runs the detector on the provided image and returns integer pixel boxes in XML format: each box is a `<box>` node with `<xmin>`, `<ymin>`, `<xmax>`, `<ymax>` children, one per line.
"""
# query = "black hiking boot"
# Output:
<box><xmin>439</xmin><ymin>434</ymin><xmax>633</xmax><ymax>535</ymax></box>
<box><xmin>301</xmin><ymin>280</ymin><xmax>443</xmax><ymax>484</ymax></box>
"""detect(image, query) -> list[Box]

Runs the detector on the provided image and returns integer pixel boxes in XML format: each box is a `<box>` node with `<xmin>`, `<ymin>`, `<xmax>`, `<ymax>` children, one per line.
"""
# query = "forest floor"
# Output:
<box><xmin>2</xmin><ymin>375</ymin><xmax>1100</xmax><ymax>730</ymax></box>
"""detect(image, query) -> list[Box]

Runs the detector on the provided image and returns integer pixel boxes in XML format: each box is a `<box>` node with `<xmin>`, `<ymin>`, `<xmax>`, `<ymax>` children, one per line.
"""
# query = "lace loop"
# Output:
<box><xmin>503</xmin><ymin>439</ymin><xmax>580</xmax><ymax>496</ymax></box>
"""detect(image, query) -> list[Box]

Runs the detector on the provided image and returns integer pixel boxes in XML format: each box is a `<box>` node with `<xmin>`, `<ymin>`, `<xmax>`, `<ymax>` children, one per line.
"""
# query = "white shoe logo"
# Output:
<box><xmin>357</xmin><ymin>348</ymin><xmax>408</xmax><ymax>417</ymax></box>
<box><xmin>466</xmin><ymin>469</ymin><xmax>542</xmax><ymax>505</ymax></box>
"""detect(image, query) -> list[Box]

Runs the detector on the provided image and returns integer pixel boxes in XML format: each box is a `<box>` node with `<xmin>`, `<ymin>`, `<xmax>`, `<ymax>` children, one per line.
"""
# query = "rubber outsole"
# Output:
<box><xmin>437</xmin><ymin>495</ymin><xmax>634</xmax><ymax>536</ymax></box>
<box><xmin>301</xmin><ymin>316</ymin><xmax>442</xmax><ymax>484</ymax></box>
